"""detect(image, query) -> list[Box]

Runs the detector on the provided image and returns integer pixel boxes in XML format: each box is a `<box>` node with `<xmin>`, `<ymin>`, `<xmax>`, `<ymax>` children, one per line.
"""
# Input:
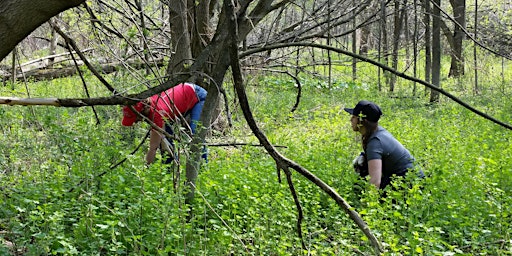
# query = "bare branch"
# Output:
<box><xmin>227</xmin><ymin>1</ymin><xmax>383</xmax><ymax>254</ymax></box>
<box><xmin>50</xmin><ymin>20</ymin><xmax>118</xmax><ymax>93</ymax></box>
<box><xmin>283</xmin><ymin>167</ymin><xmax>306</xmax><ymax>250</ymax></box>
<box><xmin>240</xmin><ymin>42</ymin><xmax>512</xmax><ymax>131</ymax></box>
<box><xmin>246</xmin><ymin>67</ymin><xmax>302</xmax><ymax>112</ymax></box>
<box><xmin>65</xmin><ymin>39</ymin><xmax>101</xmax><ymax>124</ymax></box>
<box><xmin>207</xmin><ymin>142</ymin><xmax>287</xmax><ymax>148</ymax></box>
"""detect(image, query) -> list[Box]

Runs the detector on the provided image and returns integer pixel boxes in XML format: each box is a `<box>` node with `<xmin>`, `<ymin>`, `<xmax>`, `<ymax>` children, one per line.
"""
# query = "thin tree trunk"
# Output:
<box><xmin>501</xmin><ymin>58</ymin><xmax>505</xmax><ymax>93</ymax></box>
<box><xmin>430</xmin><ymin>0</ymin><xmax>441</xmax><ymax>102</ymax></box>
<box><xmin>48</xmin><ymin>17</ymin><xmax>59</xmax><ymax>68</ymax></box>
<box><xmin>359</xmin><ymin>26</ymin><xmax>369</xmax><ymax>56</ymax></box>
<box><xmin>381</xmin><ymin>0</ymin><xmax>390</xmax><ymax>90</ymax></box>
<box><xmin>328</xmin><ymin>0</ymin><xmax>333</xmax><ymax>86</ymax></box>
<box><xmin>11</xmin><ymin>48</ymin><xmax>16</xmax><ymax>89</ymax></box>
<box><xmin>413</xmin><ymin>0</ymin><xmax>419</xmax><ymax>95</ymax></box>
<box><xmin>351</xmin><ymin>0</ymin><xmax>357</xmax><ymax>82</ymax></box>
<box><xmin>390</xmin><ymin>0</ymin><xmax>407</xmax><ymax>92</ymax></box>
<box><xmin>424</xmin><ymin>0</ymin><xmax>432</xmax><ymax>95</ymax></box>
<box><xmin>135</xmin><ymin>0</ymin><xmax>150</xmax><ymax>76</ymax></box>
<box><xmin>404</xmin><ymin>2</ymin><xmax>410</xmax><ymax>67</ymax></box>
<box><xmin>473</xmin><ymin>0</ymin><xmax>479</xmax><ymax>93</ymax></box>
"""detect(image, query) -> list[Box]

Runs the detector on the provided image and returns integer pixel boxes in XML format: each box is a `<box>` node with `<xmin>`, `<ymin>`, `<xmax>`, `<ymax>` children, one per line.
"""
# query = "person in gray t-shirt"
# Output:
<box><xmin>344</xmin><ymin>100</ymin><xmax>422</xmax><ymax>189</ymax></box>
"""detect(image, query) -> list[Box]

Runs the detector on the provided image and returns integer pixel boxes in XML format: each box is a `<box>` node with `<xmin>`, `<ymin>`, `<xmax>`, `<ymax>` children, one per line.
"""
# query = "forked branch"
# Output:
<box><xmin>226</xmin><ymin>0</ymin><xmax>383</xmax><ymax>254</ymax></box>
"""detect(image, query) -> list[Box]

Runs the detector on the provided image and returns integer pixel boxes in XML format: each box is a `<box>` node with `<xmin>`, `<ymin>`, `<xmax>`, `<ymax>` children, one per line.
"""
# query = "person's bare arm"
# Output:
<box><xmin>368</xmin><ymin>159</ymin><xmax>383</xmax><ymax>189</ymax></box>
<box><xmin>146</xmin><ymin>129</ymin><xmax>162</xmax><ymax>164</ymax></box>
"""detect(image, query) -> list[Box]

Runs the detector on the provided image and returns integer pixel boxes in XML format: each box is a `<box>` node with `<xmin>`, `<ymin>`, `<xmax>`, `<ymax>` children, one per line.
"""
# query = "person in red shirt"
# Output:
<box><xmin>122</xmin><ymin>83</ymin><xmax>207</xmax><ymax>164</ymax></box>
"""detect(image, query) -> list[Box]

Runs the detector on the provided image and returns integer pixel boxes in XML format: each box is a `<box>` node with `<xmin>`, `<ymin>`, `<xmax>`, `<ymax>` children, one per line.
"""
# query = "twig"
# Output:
<box><xmin>17</xmin><ymin>48</ymin><xmax>93</xmax><ymax>68</ymax></box>
<box><xmin>189</xmin><ymin>182</ymin><xmax>250</xmax><ymax>254</ymax></box>
<box><xmin>49</xmin><ymin>20</ymin><xmax>117</xmax><ymax>93</ymax></box>
<box><xmin>68</xmin><ymin>129</ymin><xmax>150</xmax><ymax>193</ymax></box>
<box><xmin>283</xmin><ymin>167</ymin><xmax>306</xmax><ymax>250</ymax></box>
<box><xmin>245</xmin><ymin>68</ymin><xmax>302</xmax><ymax>112</ymax></box>
<box><xmin>64</xmin><ymin>38</ymin><xmax>101</xmax><ymax>125</ymax></box>
<box><xmin>207</xmin><ymin>142</ymin><xmax>287</xmax><ymax>148</ymax></box>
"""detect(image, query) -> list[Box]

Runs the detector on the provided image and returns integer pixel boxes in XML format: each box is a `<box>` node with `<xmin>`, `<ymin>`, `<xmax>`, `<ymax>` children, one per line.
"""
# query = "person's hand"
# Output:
<box><xmin>352</xmin><ymin>152</ymin><xmax>368</xmax><ymax>177</ymax></box>
<box><xmin>352</xmin><ymin>153</ymin><xmax>365</xmax><ymax>166</ymax></box>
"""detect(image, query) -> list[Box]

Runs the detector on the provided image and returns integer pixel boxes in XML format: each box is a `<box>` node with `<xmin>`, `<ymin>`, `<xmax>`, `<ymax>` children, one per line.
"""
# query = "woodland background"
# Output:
<box><xmin>0</xmin><ymin>0</ymin><xmax>511</xmax><ymax>255</ymax></box>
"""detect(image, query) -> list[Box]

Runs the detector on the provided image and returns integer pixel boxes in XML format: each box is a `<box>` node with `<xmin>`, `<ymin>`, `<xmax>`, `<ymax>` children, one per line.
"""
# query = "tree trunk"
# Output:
<box><xmin>0</xmin><ymin>0</ymin><xmax>85</xmax><ymax>61</ymax></box>
<box><xmin>167</xmin><ymin>0</ymin><xmax>193</xmax><ymax>75</ymax></box>
<box><xmin>380</xmin><ymin>0</ymin><xmax>390</xmax><ymax>90</ymax></box>
<box><xmin>351</xmin><ymin>0</ymin><xmax>357</xmax><ymax>82</ymax></box>
<box><xmin>390</xmin><ymin>0</ymin><xmax>406</xmax><ymax>92</ymax></box>
<box><xmin>359</xmin><ymin>25</ymin><xmax>370</xmax><ymax>56</ymax></box>
<box><xmin>412</xmin><ymin>0</ymin><xmax>419</xmax><ymax>95</ymax></box>
<box><xmin>11</xmin><ymin>48</ymin><xmax>16</xmax><ymax>88</ymax></box>
<box><xmin>448</xmin><ymin>0</ymin><xmax>466</xmax><ymax>77</ymax></box>
<box><xmin>473</xmin><ymin>0</ymin><xmax>479</xmax><ymax>93</ymax></box>
<box><xmin>135</xmin><ymin>0</ymin><xmax>151</xmax><ymax>76</ymax></box>
<box><xmin>190</xmin><ymin>0</ymin><xmax>214</xmax><ymax>59</ymax></box>
<box><xmin>48</xmin><ymin>17</ymin><xmax>60</xmax><ymax>68</ymax></box>
<box><xmin>3</xmin><ymin>58</ymin><xmax>164</xmax><ymax>82</ymax></box>
<box><xmin>430</xmin><ymin>0</ymin><xmax>441</xmax><ymax>102</ymax></box>
<box><xmin>423</xmin><ymin>0</ymin><xmax>432</xmax><ymax>95</ymax></box>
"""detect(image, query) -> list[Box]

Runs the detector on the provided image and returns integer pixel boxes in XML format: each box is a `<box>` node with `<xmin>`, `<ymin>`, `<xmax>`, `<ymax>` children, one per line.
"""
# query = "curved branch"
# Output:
<box><xmin>227</xmin><ymin>2</ymin><xmax>383</xmax><ymax>254</ymax></box>
<box><xmin>240</xmin><ymin>42</ymin><xmax>512</xmax><ymax>131</ymax></box>
<box><xmin>245</xmin><ymin>67</ymin><xmax>302</xmax><ymax>112</ymax></box>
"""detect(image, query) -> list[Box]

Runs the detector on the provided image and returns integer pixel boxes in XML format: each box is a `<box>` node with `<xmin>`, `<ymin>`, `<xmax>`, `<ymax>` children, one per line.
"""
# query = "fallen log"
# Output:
<box><xmin>1</xmin><ymin>57</ymin><xmax>165</xmax><ymax>82</ymax></box>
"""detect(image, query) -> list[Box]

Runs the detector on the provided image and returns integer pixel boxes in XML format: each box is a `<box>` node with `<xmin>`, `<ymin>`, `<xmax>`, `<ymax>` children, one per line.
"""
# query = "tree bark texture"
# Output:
<box><xmin>380</xmin><ymin>0</ymin><xmax>390</xmax><ymax>90</ymax></box>
<box><xmin>423</xmin><ymin>0</ymin><xmax>432</xmax><ymax>85</ymax></box>
<box><xmin>430</xmin><ymin>0</ymin><xmax>441</xmax><ymax>102</ymax></box>
<box><xmin>448</xmin><ymin>0</ymin><xmax>466</xmax><ymax>77</ymax></box>
<box><xmin>0</xmin><ymin>0</ymin><xmax>85</xmax><ymax>61</ymax></box>
<box><xmin>167</xmin><ymin>0</ymin><xmax>193</xmax><ymax>74</ymax></box>
<box><xmin>390</xmin><ymin>0</ymin><xmax>406</xmax><ymax>92</ymax></box>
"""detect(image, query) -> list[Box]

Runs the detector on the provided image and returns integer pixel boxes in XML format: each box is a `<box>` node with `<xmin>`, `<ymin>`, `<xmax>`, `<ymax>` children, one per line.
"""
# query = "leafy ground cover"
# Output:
<box><xmin>0</xmin><ymin>74</ymin><xmax>511</xmax><ymax>255</ymax></box>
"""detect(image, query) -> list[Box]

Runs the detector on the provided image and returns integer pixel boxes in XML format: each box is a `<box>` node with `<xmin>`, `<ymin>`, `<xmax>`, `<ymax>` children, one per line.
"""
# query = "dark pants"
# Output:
<box><xmin>380</xmin><ymin>170</ymin><xmax>408</xmax><ymax>190</ymax></box>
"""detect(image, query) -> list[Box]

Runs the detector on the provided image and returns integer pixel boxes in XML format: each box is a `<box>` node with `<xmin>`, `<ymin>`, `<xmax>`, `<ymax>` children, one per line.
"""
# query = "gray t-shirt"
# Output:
<box><xmin>365</xmin><ymin>126</ymin><xmax>414</xmax><ymax>177</ymax></box>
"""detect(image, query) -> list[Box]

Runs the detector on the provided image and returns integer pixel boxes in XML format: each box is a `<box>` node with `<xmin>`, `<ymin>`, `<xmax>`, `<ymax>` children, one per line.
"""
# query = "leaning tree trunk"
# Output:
<box><xmin>0</xmin><ymin>0</ymin><xmax>85</xmax><ymax>61</ymax></box>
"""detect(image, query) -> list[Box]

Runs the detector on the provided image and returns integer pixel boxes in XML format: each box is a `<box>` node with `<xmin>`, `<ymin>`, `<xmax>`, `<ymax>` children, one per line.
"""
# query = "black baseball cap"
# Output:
<box><xmin>344</xmin><ymin>100</ymin><xmax>383</xmax><ymax>122</ymax></box>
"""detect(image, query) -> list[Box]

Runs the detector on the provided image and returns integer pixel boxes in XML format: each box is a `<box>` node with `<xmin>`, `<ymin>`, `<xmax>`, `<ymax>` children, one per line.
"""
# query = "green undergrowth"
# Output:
<box><xmin>0</xmin><ymin>75</ymin><xmax>511</xmax><ymax>255</ymax></box>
